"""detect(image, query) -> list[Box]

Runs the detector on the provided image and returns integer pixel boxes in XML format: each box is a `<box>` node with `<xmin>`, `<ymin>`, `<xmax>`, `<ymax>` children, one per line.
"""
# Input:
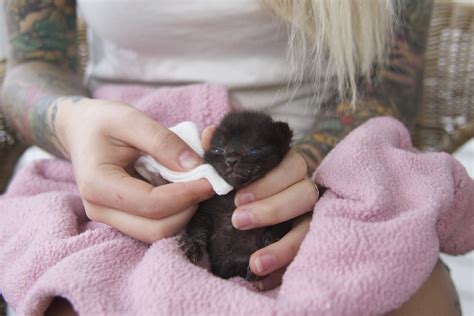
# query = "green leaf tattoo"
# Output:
<box><xmin>5</xmin><ymin>0</ymin><xmax>78</xmax><ymax>71</ymax></box>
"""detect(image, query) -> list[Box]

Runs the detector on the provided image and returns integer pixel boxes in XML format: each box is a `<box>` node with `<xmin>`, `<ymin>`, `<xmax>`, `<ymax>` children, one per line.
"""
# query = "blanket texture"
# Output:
<box><xmin>0</xmin><ymin>84</ymin><xmax>473</xmax><ymax>316</ymax></box>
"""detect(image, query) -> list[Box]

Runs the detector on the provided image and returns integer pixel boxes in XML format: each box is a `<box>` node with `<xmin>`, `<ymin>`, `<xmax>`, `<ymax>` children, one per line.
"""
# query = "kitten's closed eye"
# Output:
<box><xmin>245</xmin><ymin>147</ymin><xmax>266</xmax><ymax>156</ymax></box>
<box><xmin>204</xmin><ymin>111</ymin><xmax>293</xmax><ymax>188</ymax></box>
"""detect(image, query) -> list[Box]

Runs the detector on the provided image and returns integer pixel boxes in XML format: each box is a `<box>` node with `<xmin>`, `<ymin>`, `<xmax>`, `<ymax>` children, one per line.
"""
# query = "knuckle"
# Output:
<box><xmin>293</xmin><ymin>152</ymin><xmax>308</xmax><ymax>178</ymax></box>
<box><xmin>117</xmin><ymin>106</ymin><xmax>141</xmax><ymax>125</ymax></box>
<box><xmin>152</xmin><ymin>128</ymin><xmax>178</xmax><ymax>154</ymax></box>
<box><xmin>83</xmin><ymin>203</ymin><xmax>100</xmax><ymax>222</ymax></box>
<box><xmin>276</xmin><ymin>234</ymin><xmax>302</xmax><ymax>262</ymax></box>
<box><xmin>78</xmin><ymin>179</ymin><xmax>97</xmax><ymax>202</ymax></box>
<box><xmin>261</xmin><ymin>204</ymin><xmax>282</xmax><ymax>224</ymax></box>
<box><xmin>180</xmin><ymin>182</ymin><xmax>202</xmax><ymax>205</ymax></box>
<box><xmin>286</xmin><ymin>238</ymin><xmax>301</xmax><ymax>259</ymax></box>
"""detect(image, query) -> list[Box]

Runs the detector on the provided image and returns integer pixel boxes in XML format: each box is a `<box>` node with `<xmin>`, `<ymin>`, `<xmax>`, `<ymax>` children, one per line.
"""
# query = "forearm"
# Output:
<box><xmin>2</xmin><ymin>61</ymin><xmax>89</xmax><ymax>158</ymax></box>
<box><xmin>2</xmin><ymin>0</ymin><xmax>88</xmax><ymax>158</ymax></box>
<box><xmin>294</xmin><ymin>98</ymin><xmax>399</xmax><ymax>176</ymax></box>
<box><xmin>295</xmin><ymin>0</ymin><xmax>433</xmax><ymax>176</ymax></box>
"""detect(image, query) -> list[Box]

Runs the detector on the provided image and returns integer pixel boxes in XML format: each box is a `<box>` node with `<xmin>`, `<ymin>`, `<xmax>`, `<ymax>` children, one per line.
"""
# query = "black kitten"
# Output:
<box><xmin>179</xmin><ymin>111</ymin><xmax>293</xmax><ymax>281</ymax></box>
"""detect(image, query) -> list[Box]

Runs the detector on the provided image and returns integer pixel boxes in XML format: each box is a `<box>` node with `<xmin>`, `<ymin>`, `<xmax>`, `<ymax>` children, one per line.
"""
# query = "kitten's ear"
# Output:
<box><xmin>273</xmin><ymin>121</ymin><xmax>293</xmax><ymax>152</ymax></box>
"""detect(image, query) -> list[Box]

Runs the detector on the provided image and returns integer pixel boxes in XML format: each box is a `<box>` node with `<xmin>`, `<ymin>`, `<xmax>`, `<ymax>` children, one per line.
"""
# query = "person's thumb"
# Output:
<box><xmin>113</xmin><ymin>110</ymin><xmax>202</xmax><ymax>171</ymax></box>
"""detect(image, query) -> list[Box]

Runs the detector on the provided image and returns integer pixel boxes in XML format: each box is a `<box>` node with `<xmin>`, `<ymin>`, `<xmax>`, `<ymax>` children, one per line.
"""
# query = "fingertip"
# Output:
<box><xmin>249</xmin><ymin>250</ymin><xmax>277</xmax><ymax>276</ymax></box>
<box><xmin>234</xmin><ymin>192</ymin><xmax>254</xmax><ymax>207</ymax></box>
<box><xmin>248</xmin><ymin>251</ymin><xmax>259</xmax><ymax>274</ymax></box>
<box><xmin>255</xmin><ymin>254</ymin><xmax>277</xmax><ymax>274</ymax></box>
<box><xmin>201</xmin><ymin>125</ymin><xmax>217</xmax><ymax>151</ymax></box>
<box><xmin>231</xmin><ymin>210</ymin><xmax>253</xmax><ymax>230</ymax></box>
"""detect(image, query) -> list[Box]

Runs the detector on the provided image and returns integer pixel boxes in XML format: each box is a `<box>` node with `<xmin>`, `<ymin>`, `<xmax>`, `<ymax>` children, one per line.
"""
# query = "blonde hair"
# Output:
<box><xmin>261</xmin><ymin>0</ymin><xmax>397</xmax><ymax>107</ymax></box>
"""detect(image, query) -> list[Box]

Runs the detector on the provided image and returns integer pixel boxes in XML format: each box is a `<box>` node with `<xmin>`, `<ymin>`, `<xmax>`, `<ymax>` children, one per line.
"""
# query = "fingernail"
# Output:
<box><xmin>232</xmin><ymin>210</ymin><xmax>253</xmax><ymax>229</ymax></box>
<box><xmin>235</xmin><ymin>192</ymin><xmax>254</xmax><ymax>207</ymax></box>
<box><xmin>255</xmin><ymin>254</ymin><xmax>276</xmax><ymax>274</ymax></box>
<box><xmin>179</xmin><ymin>150</ymin><xmax>201</xmax><ymax>170</ymax></box>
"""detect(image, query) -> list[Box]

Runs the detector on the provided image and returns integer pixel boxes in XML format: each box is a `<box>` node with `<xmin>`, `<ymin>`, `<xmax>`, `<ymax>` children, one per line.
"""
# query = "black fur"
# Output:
<box><xmin>179</xmin><ymin>111</ymin><xmax>293</xmax><ymax>281</ymax></box>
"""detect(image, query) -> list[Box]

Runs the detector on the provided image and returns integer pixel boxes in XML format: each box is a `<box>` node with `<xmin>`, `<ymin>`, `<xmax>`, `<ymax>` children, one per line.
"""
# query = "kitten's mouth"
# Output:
<box><xmin>223</xmin><ymin>169</ymin><xmax>253</xmax><ymax>187</ymax></box>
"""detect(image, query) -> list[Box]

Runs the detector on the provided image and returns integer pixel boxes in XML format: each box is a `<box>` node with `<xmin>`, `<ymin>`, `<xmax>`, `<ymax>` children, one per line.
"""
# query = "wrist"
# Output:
<box><xmin>54</xmin><ymin>96</ymin><xmax>91</xmax><ymax>159</ymax></box>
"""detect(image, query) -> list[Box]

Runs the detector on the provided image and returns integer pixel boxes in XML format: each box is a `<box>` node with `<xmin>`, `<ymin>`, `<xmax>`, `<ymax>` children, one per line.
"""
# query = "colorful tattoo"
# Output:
<box><xmin>4</xmin><ymin>0</ymin><xmax>78</xmax><ymax>71</ymax></box>
<box><xmin>2</xmin><ymin>63</ymin><xmax>88</xmax><ymax>157</ymax></box>
<box><xmin>29</xmin><ymin>95</ymin><xmax>83</xmax><ymax>158</ymax></box>
<box><xmin>2</xmin><ymin>1</ymin><xmax>88</xmax><ymax>158</ymax></box>
<box><xmin>295</xmin><ymin>0</ymin><xmax>434</xmax><ymax>175</ymax></box>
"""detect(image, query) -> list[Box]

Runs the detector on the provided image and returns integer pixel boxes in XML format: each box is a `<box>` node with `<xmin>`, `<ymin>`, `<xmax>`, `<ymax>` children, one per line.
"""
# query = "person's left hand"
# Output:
<box><xmin>202</xmin><ymin>126</ymin><xmax>319</xmax><ymax>290</ymax></box>
<box><xmin>232</xmin><ymin>150</ymin><xmax>318</xmax><ymax>290</ymax></box>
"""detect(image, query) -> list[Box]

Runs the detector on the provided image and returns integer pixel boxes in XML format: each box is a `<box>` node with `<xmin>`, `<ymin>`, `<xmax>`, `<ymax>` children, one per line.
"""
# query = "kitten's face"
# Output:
<box><xmin>204</xmin><ymin>112</ymin><xmax>292</xmax><ymax>189</ymax></box>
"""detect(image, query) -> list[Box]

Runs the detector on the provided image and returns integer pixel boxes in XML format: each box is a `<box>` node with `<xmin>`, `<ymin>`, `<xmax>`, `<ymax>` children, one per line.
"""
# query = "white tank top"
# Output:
<box><xmin>78</xmin><ymin>0</ymin><xmax>317</xmax><ymax>139</ymax></box>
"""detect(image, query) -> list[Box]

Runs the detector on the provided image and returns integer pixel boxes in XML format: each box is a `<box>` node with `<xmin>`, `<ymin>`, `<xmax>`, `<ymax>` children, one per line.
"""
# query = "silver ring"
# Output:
<box><xmin>307</xmin><ymin>178</ymin><xmax>320</xmax><ymax>198</ymax></box>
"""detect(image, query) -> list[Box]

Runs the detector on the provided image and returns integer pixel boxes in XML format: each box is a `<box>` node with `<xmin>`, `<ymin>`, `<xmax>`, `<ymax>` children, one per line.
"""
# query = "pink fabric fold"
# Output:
<box><xmin>1</xmin><ymin>84</ymin><xmax>473</xmax><ymax>316</ymax></box>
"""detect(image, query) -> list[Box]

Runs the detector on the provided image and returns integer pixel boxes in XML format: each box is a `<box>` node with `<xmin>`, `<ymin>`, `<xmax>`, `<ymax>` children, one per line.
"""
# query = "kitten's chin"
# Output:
<box><xmin>223</xmin><ymin>173</ymin><xmax>253</xmax><ymax>189</ymax></box>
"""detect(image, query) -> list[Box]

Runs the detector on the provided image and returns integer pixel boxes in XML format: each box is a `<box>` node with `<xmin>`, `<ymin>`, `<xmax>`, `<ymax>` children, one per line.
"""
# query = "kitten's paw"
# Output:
<box><xmin>178</xmin><ymin>235</ymin><xmax>204</xmax><ymax>264</ymax></box>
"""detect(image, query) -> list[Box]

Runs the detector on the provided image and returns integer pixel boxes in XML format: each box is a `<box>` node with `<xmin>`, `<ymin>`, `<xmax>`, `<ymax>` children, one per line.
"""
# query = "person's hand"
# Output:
<box><xmin>57</xmin><ymin>98</ymin><xmax>214</xmax><ymax>243</ymax></box>
<box><xmin>202</xmin><ymin>125</ymin><xmax>318</xmax><ymax>290</ymax></box>
<box><xmin>232</xmin><ymin>150</ymin><xmax>318</xmax><ymax>290</ymax></box>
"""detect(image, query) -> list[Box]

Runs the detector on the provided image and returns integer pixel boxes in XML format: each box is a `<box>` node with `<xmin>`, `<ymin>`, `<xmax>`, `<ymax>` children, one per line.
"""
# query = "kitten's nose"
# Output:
<box><xmin>225</xmin><ymin>156</ymin><xmax>238</xmax><ymax>167</ymax></box>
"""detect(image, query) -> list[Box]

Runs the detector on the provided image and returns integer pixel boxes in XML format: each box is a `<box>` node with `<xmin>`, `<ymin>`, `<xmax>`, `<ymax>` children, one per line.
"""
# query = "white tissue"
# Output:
<box><xmin>134</xmin><ymin>121</ymin><xmax>234</xmax><ymax>195</ymax></box>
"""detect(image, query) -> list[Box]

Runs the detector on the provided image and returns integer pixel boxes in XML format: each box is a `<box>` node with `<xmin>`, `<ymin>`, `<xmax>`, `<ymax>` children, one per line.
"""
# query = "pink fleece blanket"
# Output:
<box><xmin>1</xmin><ymin>84</ymin><xmax>473</xmax><ymax>316</ymax></box>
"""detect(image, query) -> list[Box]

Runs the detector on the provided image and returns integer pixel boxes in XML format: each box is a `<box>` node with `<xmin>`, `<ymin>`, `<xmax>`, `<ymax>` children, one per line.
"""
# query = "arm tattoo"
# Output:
<box><xmin>29</xmin><ymin>95</ymin><xmax>83</xmax><ymax>158</ymax></box>
<box><xmin>2</xmin><ymin>63</ymin><xmax>88</xmax><ymax>158</ymax></box>
<box><xmin>2</xmin><ymin>0</ymin><xmax>89</xmax><ymax>158</ymax></box>
<box><xmin>295</xmin><ymin>0</ymin><xmax>434</xmax><ymax>175</ymax></box>
<box><xmin>4</xmin><ymin>0</ymin><xmax>78</xmax><ymax>71</ymax></box>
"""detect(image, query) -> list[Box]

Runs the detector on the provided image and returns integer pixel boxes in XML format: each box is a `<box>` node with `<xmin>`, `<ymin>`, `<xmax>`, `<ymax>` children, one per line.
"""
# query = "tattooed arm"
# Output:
<box><xmin>294</xmin><ymin>0</ymin><xmax>434</xmax><ymax>175</ymax></box>
<box><xmin>2</xmin><ymin>0</ymin><xmax>215</xmax><ymax>246</ymax></box>
<box><xmin>240</xmin><ymin>0</ymin><xmax>441</xmax><ymax>292</ymax></box>
<box><xmin>292</xmin><ymin>2</ymin><xmax>462</xmax><ymax>315</ymax></box>
<box><xmin>2</xmin><ymin>0</ymin><xmax>88</xmax><ymax>158</ymax></box>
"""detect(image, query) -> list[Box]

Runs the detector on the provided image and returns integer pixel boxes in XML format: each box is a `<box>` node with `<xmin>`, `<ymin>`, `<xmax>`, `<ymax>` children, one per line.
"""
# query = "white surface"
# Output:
<box><xmin>444</xmin><ymin>138</ymin><xmax>474</xmax><ymax>316</ymax></box>
<box><xmin>78</xmin><ymin>0</ymin><xmax>293</xmax><ymax>86</ymax></box>
<box><xmin>13</xmin><ymin>146</ymin><xmax>54</xmax><ymax>173</ymax></box>
<box><xmin>6</xmin><ymin>304</ymin><xmax>14</xmax><ymax>316</ymax></box>
<box><xmin>134</xmin><ymin>121</ymin><xmax>233</xmax><ymax>195</ymax></box>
